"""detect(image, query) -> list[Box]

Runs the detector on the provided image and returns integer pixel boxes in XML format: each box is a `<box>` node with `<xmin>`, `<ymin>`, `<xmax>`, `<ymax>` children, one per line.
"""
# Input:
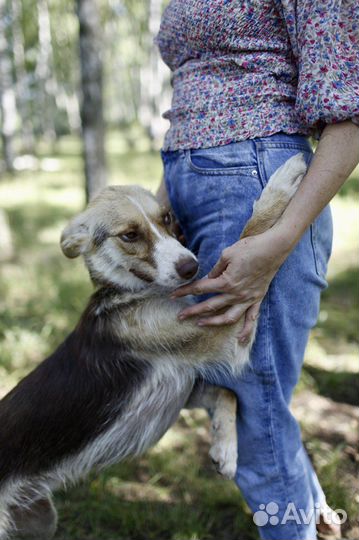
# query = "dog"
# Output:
<box><xmin>0</xmin><ymin>154</ymin><xmax>306</xmax><ymax>539</ymax></box>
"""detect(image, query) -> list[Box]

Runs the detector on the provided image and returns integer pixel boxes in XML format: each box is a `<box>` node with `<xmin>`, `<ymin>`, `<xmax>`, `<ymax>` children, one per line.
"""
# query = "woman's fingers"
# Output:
<box><xmin>208</xmin><ymin>254</ymin><xmax>228</xmax><ymax>279</ymax></box>
<box><xmin>197</xmin><ymin>302</ymin><xmax>250</xmax><ymax>327</ymax></box>
<box><xmin>170</xmin><ymin>275</ymin><xmax>228</xmax><ymax>298</ymax></box>
<box><xmin>237</xmin><ymin>302</ymin><xmax>261</xmax><ymax>342</ymax></box>
<box><xmin>173</xmin><ymin>248</ymin><xmax>232</xmax><ymax>299</ymax></box>
<box><xmin>178</xmin><ymin>294</ymin><xmax>236</xmax><ymax>319</ymax></box>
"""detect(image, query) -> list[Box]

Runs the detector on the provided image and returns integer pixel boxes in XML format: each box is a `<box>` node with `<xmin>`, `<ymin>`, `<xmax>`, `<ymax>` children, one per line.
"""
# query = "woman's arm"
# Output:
<box><xmin>171</xmin><ymin>121</ymin><xmax>359</xmax><ymax>339</ymax></box>
<box><xmin>275</xmin><ymin>121</ymin><xmax>359</xmax><ymax>245</ymax></box>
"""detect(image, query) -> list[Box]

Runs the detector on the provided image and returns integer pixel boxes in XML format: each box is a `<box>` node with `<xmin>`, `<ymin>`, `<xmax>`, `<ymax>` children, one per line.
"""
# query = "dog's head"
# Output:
<box><xmin>60</xmin><ymin>185</ymin><xmax>199</xmax><ymax>291</ymax></box>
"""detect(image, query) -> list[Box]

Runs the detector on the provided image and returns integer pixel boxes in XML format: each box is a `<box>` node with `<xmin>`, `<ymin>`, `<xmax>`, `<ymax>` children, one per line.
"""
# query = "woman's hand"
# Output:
<box><xmin>171</xmin><ymin>225</ymin><xmax>293</xmax><ymax>342</ymax></box>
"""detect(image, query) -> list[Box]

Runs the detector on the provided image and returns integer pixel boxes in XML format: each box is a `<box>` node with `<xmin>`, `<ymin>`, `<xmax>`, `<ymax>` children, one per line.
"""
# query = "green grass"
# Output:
<box><xmin>0</xmin><ymin>133</ymin><xmax>358</xmax><ymax>539</ymax></box>
<box><xmin>54</xmin><ymin>428</ymin><xmax>256</xmax><ymax>540</ymax></box>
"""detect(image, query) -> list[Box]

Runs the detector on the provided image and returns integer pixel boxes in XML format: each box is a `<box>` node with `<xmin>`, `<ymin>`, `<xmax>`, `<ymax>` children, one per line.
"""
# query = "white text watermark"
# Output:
<box><xmin>253</xmin><ymin>502</ymin><xmax>347</xmax><ymax>527</ymax></box>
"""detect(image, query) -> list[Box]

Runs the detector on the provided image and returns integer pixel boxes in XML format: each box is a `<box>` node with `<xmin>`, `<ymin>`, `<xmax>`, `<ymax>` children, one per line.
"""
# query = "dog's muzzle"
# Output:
<box><xmin>175</xmin><ymin>257</ymin><xmax>199</xmax><ymax>280</ymax></box>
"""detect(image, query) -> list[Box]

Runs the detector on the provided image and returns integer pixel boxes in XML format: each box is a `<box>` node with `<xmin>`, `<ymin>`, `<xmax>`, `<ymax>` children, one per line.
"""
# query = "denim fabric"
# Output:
<box><xmin>162</xmin><ymin>133</ymin><xmax>333</xmax><ymax>540</ymax></box>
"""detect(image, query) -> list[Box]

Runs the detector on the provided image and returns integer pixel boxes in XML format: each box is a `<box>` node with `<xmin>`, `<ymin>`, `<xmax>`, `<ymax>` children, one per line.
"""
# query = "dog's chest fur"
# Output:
<box><xmin>0</xmin><ymin>288</ymin><xmax>212</xmax><ymax>486</ymax></box>
<box><xmin>106</xmin><ymin>287</ymin><xmax>240</xmax><ymax>365</ymax></box>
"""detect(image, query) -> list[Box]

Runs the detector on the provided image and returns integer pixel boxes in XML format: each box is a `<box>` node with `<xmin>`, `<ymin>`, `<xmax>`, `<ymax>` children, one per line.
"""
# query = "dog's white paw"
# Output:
<box><xmin>209</xmin><ymin>435</ymin><xmax>238</xmax><ymax>480</ymax></box>
<box><xmin>268</xmin><ymin>153</ymin><xmax>307</xmax><ymax>196</ymax></box>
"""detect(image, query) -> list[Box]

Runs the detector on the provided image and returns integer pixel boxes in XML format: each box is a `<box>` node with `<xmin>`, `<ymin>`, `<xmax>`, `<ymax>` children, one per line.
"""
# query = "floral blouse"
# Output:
<box><xmin>156</xmin><ymin>0</ymin><xmax>359</xmax><ymax>150</ymax></box>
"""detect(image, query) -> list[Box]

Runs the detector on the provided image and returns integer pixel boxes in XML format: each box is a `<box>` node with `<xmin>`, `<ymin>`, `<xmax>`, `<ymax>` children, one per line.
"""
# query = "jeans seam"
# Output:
<box><xmin>310</xmin><ymin>223</ymin><xmax>320</xmax><ymax>276</ymax></box>
<box><xmin>255</xmin><ymin>141</ymin><xmax>312</xmax><ymax>151</ymax></box>
<box><xmin>255</xmin><ymin>142</ymin><xmax>266</xmax><ymax>189</ymax></box>
<box><xmin>265</xmin><ymin>285</ymin><xmax>304</xmax><ymax>538</ymax></box>
<box><xmin>256</xmin><ymin>143</ymin><xmax>267</xmax><ymax>189</ymax></box>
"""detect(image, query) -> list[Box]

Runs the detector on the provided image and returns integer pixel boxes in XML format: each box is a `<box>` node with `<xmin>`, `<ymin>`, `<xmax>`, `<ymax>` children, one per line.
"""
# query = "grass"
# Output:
<box><xmin>0</xmin><ymin>133</ymin><xmax>358</xmax><ymax>539</ymax></box>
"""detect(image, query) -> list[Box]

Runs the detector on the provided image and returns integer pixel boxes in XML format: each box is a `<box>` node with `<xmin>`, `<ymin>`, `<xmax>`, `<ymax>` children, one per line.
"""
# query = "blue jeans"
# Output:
<box><xmin>162</xmin><ymin>133</ymin><xmax>333</xmax><ymax>540</ymax></box>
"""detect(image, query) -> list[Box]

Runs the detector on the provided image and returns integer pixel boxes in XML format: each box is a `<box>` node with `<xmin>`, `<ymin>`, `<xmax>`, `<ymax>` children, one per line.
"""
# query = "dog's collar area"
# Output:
<box><xmin>90</xmin><ymin>283</ymin><xmax>177</xmax><ymax>312</ymax></box>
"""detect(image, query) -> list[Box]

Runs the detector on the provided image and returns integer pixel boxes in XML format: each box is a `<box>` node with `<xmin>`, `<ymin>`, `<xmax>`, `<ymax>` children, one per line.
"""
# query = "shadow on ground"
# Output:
<box><xmin>54</xmin><ymin>441</ymin><xmax>256</xmax><ymax>540</ymax></box>
<box><xmin>317</xmin><ymin>267</ymin><xmax>359</xmax><ymax>344</ymax></box>
<box><xmin>303</xmin><ymin>365</ymin><xmax>359</xmax><ymax>406</ymax></box>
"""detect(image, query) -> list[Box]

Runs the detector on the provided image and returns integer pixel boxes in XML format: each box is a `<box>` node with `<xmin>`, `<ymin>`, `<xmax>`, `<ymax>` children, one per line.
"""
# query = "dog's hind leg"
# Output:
<box><xmin>241</xmin><ymin>153</ymin><xmax>307</xmax><ymax>238</ymax></box>
<box><xmin>186</xmin><ymin>384</ymin><xmax>238</xmax><ymax>480</ymax></box>
<box><xmin>0</xmin><ymin>481</ymin><xmax>21</xmax><ymax>540</ymax></box>
<box><xmin>0</xmin><ymin>510</ymin><xmax>11</xmax><ymax>540</ymax></box>
<box><xmin>0</xmin><ymin>478</ymin><xmax>58</xmax><ymax>540</ymax></box>
<box><xmin>207</xmin><ymin>388</ymin><xmax>237</xmax><ymax>480</ymax></box>
<box><xmin>9</xmin><ymin>496</ymin><xmax>57</xmax><ymax>540</ymax></box>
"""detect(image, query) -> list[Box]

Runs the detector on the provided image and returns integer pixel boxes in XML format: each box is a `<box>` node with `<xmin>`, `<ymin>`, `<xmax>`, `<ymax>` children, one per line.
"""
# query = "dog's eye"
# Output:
<box><xmin>163</xmin><ymin>212</ymin><xmax>172</xmax><ymax>226</ymax></box>
<box><xmin>119</xmin><ymin>231</ymin><xmax>139</xmax><ymax>242</ymax></box>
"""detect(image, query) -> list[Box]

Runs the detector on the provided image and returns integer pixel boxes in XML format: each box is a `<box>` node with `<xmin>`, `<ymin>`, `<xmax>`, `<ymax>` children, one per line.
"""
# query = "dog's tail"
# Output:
<box><xmin>241</xmin><ymin>153</ymin><xmax>307</xmax><ymax>238</ymax></box>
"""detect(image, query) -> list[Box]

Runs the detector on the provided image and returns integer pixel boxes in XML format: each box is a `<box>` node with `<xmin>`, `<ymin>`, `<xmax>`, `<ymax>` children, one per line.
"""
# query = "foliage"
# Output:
<box><xmin>0</xmin><ymin>0</ymin><xmax>169</xmax><ymax>166</ymax></box>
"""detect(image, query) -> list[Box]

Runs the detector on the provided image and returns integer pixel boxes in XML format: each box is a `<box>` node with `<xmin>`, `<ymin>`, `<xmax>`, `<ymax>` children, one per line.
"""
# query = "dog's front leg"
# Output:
<box><xmin>186</xmin><ymin>384</ymin><xmax>238</xmax><ymax>479</ymax></box>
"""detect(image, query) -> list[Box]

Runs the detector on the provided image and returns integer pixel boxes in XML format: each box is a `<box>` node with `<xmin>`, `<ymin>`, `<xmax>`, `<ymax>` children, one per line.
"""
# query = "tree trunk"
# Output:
<box><xmin>0</xmin><ymin>208</ymin><xmax>14</xmax><ymax>261</ymax></box>
<box><xmin>55</xmin><ymin>89</ymin><xmax>81</xmax><ymax>134</ymax></box>
<box><xmin>139</xmin><ymin>0</ymin><xmax>169</xmax><ymax>149</ymax></box>
<box><xmin>35</xmin><ymin>0</ymin><xmax>57</xmax><ymax>142</ymax></box>
<box><xmin>76</xmin><ymin>0</ymin><xmax>107</xmax><ymax>202</ymax></box>
<box><xmin>0</xmin><ymin>0</ymin><xmax>17</xmax><ymax>172</ymax></box>
<box><xmin>11</xmin><ymin>0</ymin><xmax>35</xmax><ymax>153</ymax></box>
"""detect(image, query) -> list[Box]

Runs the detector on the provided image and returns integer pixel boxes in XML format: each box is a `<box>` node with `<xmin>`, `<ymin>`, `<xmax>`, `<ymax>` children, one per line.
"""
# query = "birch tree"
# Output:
<box><xmin>35</xmin><ymin>0</ymin><xmax>57</xmax><ymax>141</ymax></box>
<box><xmin>11</xmin><ymin>0</ymin><xmax>34</xmax><ymax>153</ymax></box>
<box><xmin>0</xmin><ymin>208</ymin><xmax>14</xmax><ymax>261</ymax></box>
<box><xmin>0</xmin><ymin>0</ymin><xmax>17</xmax><ymax>171</ymax></box>
<box><xmin>138</xmin><ymin>0</ymin><xmax>170</xmax><ymax>148</ymax></box>
<box><xmin>76</xmin><ymin>0</ymin><xmax>107</xmax><ymax>201</ymax></box>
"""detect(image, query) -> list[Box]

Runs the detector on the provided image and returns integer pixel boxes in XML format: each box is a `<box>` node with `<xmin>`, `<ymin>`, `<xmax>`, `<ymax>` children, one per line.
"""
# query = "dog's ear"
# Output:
<box><xmin>60</xmin><ymin>213</ymin><xmax>92</xmax><ymax>259</ymax></box>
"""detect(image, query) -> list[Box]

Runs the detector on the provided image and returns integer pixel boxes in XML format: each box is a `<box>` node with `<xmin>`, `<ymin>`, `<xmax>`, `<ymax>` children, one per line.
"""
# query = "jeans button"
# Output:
<box><xmin>252</xmin><ymin>170</ymin><xmax>258</xmax><ymax>176</ymax></box>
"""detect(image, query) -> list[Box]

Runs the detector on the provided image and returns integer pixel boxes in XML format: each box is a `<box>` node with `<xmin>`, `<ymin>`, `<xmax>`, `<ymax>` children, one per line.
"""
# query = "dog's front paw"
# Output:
<box><xmin>209</xmin><ymin>435</ymin><xmax>238</xmax><ymax>480</ymax></box>
<box><xmin>270</xmin><ymin>152</ymin><xmax>307</xmax><ymax>196</ymax></box>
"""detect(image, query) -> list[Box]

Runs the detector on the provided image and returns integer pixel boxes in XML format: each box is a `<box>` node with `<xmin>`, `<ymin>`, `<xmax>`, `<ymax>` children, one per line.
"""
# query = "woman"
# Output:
<box><xmin>156</xmin><ymin>2</ymin><xmax>359</xmax><ymax>539</ymax></box>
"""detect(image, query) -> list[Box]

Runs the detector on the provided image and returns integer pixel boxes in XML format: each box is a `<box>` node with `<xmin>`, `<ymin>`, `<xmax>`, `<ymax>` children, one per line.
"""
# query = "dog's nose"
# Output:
<box><xmin>175</xmin><ymin>257</ymin><xmax>199</xmax><ymax>280</ymax></box>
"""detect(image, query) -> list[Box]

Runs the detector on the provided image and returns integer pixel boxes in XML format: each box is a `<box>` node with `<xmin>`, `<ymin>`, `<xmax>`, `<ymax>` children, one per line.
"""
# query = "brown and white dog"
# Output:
<box><xmin>0</xmin><ymin>154</ymin><xmax>306</xmax><ymax>539</ymax></box>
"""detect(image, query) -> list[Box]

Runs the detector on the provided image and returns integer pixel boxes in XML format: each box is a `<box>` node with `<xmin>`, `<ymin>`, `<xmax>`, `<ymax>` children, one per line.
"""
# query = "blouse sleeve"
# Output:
<box><xmin>280</xmin><ymin>0</ymin><xmax>359</xmax><ymax>127</ymax></box>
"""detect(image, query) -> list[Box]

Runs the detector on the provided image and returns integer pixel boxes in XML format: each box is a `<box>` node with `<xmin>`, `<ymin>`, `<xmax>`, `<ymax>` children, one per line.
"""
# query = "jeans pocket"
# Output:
<box><xmin>256</xmin><ymin>142</ymin><xmax>313</xmax><ymax>188</ymax></box>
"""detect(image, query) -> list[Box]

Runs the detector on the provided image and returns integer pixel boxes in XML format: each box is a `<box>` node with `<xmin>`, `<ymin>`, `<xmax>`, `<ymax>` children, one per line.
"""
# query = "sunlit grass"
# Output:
<box><xmin>328</xmin><ymin>196</ymin><xmax>359</xmax><ymax>277</ymax></box>
<box><xmin>0</xmin><ymin>134</ymin><xmax>358</xmax><ymax>539</ymax></box>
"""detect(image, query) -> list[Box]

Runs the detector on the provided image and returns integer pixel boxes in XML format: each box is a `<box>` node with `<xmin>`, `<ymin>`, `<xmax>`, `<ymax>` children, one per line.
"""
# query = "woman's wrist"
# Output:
<box><xmin>275</xmin><ymin>214</ymin><xmax>307</xmax><ymax>247</ymax></box>
<box><xmin>265</xmin><ymin>219</ymin><xmax>300</xmax><ymax>260</ymax></box>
